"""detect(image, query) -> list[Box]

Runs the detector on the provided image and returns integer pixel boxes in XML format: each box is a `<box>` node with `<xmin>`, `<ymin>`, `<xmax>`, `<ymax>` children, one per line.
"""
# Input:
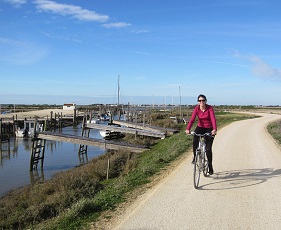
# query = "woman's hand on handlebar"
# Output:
<box><xmin>185</xmin><ymin>130</ymin><xmax>190</xmax><ymax>135</ymax></box>
<box><xmin>211</xmin><ymin>130</ymin><xmax>217</xmax><ymax>136</ymax></box>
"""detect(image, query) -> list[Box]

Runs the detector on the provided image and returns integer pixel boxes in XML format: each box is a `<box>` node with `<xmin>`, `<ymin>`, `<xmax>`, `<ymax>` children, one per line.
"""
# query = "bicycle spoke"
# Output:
<box><xmin>203</xmin><ymin>152</ymin><xmax>209</xmax><ymax>177</ymax></box>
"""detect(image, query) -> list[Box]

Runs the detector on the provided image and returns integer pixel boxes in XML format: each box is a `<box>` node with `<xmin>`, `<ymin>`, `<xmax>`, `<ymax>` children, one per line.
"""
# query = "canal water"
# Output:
<box><xmin>0</xmin><ymin>124</ymin><xmax>106</xmax><ymax>198</ymax></box>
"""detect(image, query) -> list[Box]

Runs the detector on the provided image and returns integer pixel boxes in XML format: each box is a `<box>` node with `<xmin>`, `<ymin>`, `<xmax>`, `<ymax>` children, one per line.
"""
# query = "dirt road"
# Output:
<box><xmin>0</xmin><ymin>109</ymin><xmax>76</xmax><ymax>119</ymax></box>
<box><xmin>111</xmin><ymin>113</ymin><xmax>281</xmax><ymax>229</ymax></box>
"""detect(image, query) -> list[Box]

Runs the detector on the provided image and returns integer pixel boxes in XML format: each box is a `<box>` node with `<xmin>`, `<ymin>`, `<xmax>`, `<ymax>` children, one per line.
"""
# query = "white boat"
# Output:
<box><xmin>99</xmin><ymin>130</ymin><xmax>110</xmax><ymax>137</ymax></box>
<box><xmin>88</xmin><ymin>112</ymin><xmax>101</xmax><ymax>124</ymax></box>
<box><xmin>15</xmin><ymin>127</ymin><xmax>26</xmax><ymax>138</ymax></box>
<box><xmin>100</xmin><ymin>114</ymin><xmax>110</xmax><ymax>121</ymax></box>
<box><xmin>87</xmin><ymin>118</ymin><xmax>100</xmax><ymax>124</ymax></box>
<box><xmin>99</xmin><ymin>123</ymin><xmax>124</xmax><ymax>139</ymax></box>
<box><xmin>15</xmin><ymin>120</ymin><xmax>43</xmax><ymax>138</ymax></box>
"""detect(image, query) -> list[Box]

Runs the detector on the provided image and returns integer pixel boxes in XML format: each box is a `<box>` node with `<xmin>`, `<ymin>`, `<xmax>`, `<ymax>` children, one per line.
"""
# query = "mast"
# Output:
<box><xmin>117</xmin><ymin>75</ymin><xmax>120</xmax><ymax>106</ymax></box>
<box><xmin>179</xmin><ymin>86</ymin><xmax>182</xmax><ymax>120</ymax></box>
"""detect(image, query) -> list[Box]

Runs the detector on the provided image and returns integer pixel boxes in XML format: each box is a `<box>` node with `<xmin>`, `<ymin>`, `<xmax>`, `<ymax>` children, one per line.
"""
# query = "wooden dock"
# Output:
<box><xmin>85</xmin><ymin>123</ymin><xmax>166</xmax><ymax>139</ymax></box>
<box><xmin>111</xmin><ymin>120</ymin><xmax>178</xmax><ymax>135</ymax></box>
<box><xmin>37</xmin><ymin>132</ymin><xmax>149</xmax><ymax>153</ymax></box>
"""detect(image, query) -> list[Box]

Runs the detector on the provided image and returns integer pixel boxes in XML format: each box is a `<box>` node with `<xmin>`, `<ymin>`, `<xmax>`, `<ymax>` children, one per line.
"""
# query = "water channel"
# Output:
<box><xmin>0</xmin><ymin>124</ymin><xmax>106</xmax><ymax>198</ymax></box>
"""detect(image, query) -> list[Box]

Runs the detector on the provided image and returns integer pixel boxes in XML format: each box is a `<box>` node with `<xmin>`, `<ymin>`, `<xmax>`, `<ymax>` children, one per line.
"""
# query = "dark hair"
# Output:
<box><xmin>197</xmin><ymin>94</ymin><xmax>207</xmax><ymax>101</ymax></box>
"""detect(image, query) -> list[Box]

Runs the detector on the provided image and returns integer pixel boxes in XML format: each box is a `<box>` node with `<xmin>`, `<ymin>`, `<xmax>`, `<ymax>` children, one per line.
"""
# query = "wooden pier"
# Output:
<box><xmin>111</xmin><ymin>120</ymin><xmax>178</xmax><ymax>135</ymax></box>
<box><xmin>30</xmin><ymin>131</ymin><xmax>149</xmax><ymax>171</ymax></box>
<box><xmin>86</xmin><ymin>123</ymin><xmax>166</xmax><ymax>139</ymax></box>
<box><xmin>37</xmin><ymin>132</ymin><xmax>148</xmax><ymax>152</ymax></box>
<box><xmin>29</xmin><ymin>111</ymin><xmax>149</xmax><ymax>171</ymax></box>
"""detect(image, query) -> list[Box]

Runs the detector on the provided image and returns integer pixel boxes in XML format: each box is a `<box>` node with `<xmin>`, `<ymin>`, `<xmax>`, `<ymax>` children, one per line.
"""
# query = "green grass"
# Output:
<box><xmin>267</xmin><ymin>120</ymin><xmax>281</xmax><ymax>145</ymax></box>
<box><xmin>0</xmin><ymin>112</ymin><xmax>260</xmax><ymax>230</ymax></box>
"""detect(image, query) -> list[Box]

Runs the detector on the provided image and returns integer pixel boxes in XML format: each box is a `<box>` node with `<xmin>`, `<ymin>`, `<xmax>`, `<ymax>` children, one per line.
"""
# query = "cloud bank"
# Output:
<box><xmin>34</xmin><ymin>0</ymin><xmax>109</xmax><ymax>22</ymax></box>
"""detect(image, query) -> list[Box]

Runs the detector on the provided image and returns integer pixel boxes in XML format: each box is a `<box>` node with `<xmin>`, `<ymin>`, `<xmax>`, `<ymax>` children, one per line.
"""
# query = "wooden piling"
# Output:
<box><xmin>0</xmin><ymin>118</ymin><xmax>2</xmax><ymax>141</ymax></box>
<box><xmin>78</xmin><ymin>112</ymin><xmax>91</xmax><ymax>155</ymax></box>
<box><xmin>30</xmin><ymin>138</ymin><xmax>46</xmax><ymax>171</ymax></box>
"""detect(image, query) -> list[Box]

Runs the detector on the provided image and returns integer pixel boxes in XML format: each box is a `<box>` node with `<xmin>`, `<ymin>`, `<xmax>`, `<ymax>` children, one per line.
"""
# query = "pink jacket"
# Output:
<box><xmin>186</xmin><ymin>105</ymin><xmax>217</xmax><ymax>131</ymax></box>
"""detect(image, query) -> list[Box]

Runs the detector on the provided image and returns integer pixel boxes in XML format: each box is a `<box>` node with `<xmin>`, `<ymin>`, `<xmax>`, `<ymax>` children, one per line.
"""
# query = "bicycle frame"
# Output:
<box><xmin>191</xmin><ymin>132</ymin><xmax>213</xmax><ymax>189</ymax></box>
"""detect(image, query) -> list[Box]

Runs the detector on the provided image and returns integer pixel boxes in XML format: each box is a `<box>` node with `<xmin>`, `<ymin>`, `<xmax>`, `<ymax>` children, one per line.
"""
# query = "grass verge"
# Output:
<box><xmin>267</xmin><ymin>119</ymin><xmax>281</xmax><ymax>146</ymax></box>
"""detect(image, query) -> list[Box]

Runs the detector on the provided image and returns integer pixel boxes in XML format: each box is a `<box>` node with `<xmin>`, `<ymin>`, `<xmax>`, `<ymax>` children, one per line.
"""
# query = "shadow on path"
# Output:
<box><xmin>198</xmin><ymin>168</ymin><xmax>281</xmax><ymax>190</ymax></box>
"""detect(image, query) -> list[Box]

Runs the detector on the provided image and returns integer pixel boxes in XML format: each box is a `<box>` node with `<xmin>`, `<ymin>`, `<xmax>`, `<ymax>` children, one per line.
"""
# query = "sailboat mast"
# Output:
<box><xmin>117</xmin><ymin>75</ymin><xmax>120</xmax><ymax>106</ymax></box>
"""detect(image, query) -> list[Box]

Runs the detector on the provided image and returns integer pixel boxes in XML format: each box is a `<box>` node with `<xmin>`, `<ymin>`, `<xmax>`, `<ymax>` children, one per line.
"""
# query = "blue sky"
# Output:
<box><xmin>1</xmin><ymin>0</ymin><xmax>281</xmax><ymax>106</ymax></box>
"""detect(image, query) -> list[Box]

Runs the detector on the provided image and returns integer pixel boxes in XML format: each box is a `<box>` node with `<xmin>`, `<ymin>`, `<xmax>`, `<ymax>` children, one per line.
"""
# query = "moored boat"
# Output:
<box><xmin>15</xmin><ymin>120</ymin><xmax>44</xmax><ymax>138</ymax></box>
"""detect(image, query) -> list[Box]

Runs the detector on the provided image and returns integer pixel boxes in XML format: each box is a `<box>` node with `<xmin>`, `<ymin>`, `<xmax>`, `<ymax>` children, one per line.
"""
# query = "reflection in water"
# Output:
<box><xmin>30</xmin><ymin>167</ymin><xmax>45</xmax><ymax>184</ymax></box>
<box><xmin>0</xmin><ymin>140</ymin><xmax>18</xmax><ymax>165</ymax></box>
<box><xmin>78</xmin><ymin>152</ymin><xmax>89</xmax><ymax>165</ymax></box>
<box><xmin>0</xmin><ymin>125</ymin><xmax>105</xmax><ymax>197</ymax></box>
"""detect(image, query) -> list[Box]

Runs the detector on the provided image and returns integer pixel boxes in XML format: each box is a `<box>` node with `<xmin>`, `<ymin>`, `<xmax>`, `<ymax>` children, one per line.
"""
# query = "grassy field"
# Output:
<box><xmin>0</xmin><ymin>111</ymin><xmax>271</xmax><ymax>229</ymax></box>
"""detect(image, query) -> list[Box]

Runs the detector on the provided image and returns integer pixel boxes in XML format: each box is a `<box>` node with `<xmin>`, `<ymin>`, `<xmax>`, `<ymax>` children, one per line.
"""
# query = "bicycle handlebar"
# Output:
<box><xmin>190</xmin><ymin>132</ymin><xmax>214</xmax><ymax>138</ymax></box>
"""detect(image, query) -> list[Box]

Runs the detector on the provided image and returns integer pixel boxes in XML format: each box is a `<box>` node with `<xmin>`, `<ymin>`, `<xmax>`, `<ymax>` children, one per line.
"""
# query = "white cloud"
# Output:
<box><xmin>0</xmin><ymin>37</ymin><xmax>25</xmax><ymax>46</ymax></box>
<box><xmin>41</xmin><ymin>31</ymin><xmax>81</xmax><ymax>43</ymax></box>
<box><xmin>131</xmin><ymin>29</ymin><xmax>149</xmax><ymax>34</ymax></box>
<box><xmin>209</xmin><ymin>60</ymin><xmax>248</xmax><ymax>68</ymax></box>
<box><xmin>249</xmin><ymin>55</ymin><xmax>281</xmax><ymax>79</ymax></box>
<box><xmin>0</xmin><ymin>37</ymin><xmax>47</xmax><ymax>65</ymax></box>
<box><xmin>131</xmin><ymin>51</ymin><xmax>155</xmax><ymax>56</ymax></box>
<box><xmin>2</xmin><ymin>0</ymin><xmax>26</xmax><ymax>7</ymax></box>
<box><xmin>3</xmin><ymin>0</ymin><xmax>130</xmax><ymax>29</ymax></box>
<box><xmin>102</xmin><ymin>22</ymin><xmax>131</xmax><ymax>29</ymax></box>
<box><xmin>33</xmin><ymin>0</ymin><xmax>109</xmax><ymax>22</ymax></box>
<box><xmin>233</xmin><ymin>50</ymin><xmax>281</xmax><ymax>80</ymax></box>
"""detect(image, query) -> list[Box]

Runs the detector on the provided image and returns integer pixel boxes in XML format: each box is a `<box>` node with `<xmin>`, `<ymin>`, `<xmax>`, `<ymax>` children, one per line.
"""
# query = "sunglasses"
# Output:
<box><xmin>198</xmin><ymin>99</ymin><xmax>206</xmax><ymax>102</ymax></box>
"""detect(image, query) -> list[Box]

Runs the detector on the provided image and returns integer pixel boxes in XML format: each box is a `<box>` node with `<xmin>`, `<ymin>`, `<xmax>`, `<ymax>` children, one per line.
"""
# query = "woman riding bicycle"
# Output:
<box><xmin>185</xmin><ymin>94</ymin><xmax>217</xmax><ymax>175</ymax></box>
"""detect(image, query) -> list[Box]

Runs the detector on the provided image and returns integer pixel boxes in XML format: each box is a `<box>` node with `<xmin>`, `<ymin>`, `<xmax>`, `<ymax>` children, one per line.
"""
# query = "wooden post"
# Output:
<box><xmin>0</xmin><ymin>118</ymin><xmax>2</xmax><ymax>141</ymax></box>
<box><xmin>60</xmin><ymin>112</ymin><xmax>63</xmax><ymax>129</ymax></box>
<box><xmin>40</xmin><ymin>139</ymin><xmax>46</xmax><ymax>168</ymax></box>
<box><xmin>118</xmin><ymin>109</ymin><xmax>121</xmax><ymax>120</ymax></box>
<box><xmin>12</xmin><ymin>116</ymin><xmax>15</xmax><ymax>137</ymax></box>
<box><xmin>54</xmin><ymin>113</ymin><xmax>57</xmax><ymax>131</ymax></box>
<box><xmin>89</xmin><ymin>110</ymin><xmax>93</xmax><ymax>122</ymax></box>
<box><xmin>34</xmin><ymin>117</ymin><xmax>37</xmax><ymax>138</ymax></box>
<box><xmin>44</xmin><ymin>119</ymin><xmax>47</xmax><ymax>131</ymax></box>
<box><xmin>78</xmin><ymin>112</ymin><xmax>90</xmax><ymax>155</ymax></box>
<box><xmin>106</xmin><ymin>156</ymin><xmax>110</xmax><ymax>180</ymax></box>
<box><xmin>50</xmin><ymin>111</ymin><xmax>53</xmax><ymax>131</ymax></box>
<box><xmin>73</xmin><ymin>109</ymin><xmax>77</xmax><ymax>126</ymax></box>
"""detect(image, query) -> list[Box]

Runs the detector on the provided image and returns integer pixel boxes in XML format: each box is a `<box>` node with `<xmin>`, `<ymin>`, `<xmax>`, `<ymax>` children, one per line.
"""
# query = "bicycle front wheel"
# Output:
<box><xmin>193</xmin><ymin>152</ymin><xmax>201</xmax><ymax>189</ymax></box>
<box><xmin>203</xmin><ymin>151</ymin><xmax>209</xmax><ymax>177</ymax></box>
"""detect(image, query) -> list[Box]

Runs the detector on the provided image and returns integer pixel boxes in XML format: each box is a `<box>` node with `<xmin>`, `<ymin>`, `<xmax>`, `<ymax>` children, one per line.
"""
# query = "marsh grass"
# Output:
<box><xmin>0</xmin><ymin>111</ymin><xmax>259</xmax><ymax>229</ymax></box>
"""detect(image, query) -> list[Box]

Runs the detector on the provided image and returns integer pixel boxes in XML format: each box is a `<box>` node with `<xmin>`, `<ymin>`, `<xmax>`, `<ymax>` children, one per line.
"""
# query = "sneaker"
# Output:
<box><xmin>209</xmin><ymin>165</ymin><xmax>214</xmax><ymax>175</ymax></box>
<box><xmin>191</xmin><ymin>158</ymin><xmax>195</xmax><ymax>164</ymax></box>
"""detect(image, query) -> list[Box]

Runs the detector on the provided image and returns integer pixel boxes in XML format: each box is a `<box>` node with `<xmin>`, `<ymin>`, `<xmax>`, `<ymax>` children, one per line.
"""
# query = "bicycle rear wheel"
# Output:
<box><xmin>193</xmin><ymin>151</ymin><xmax>201</xmax><ymax>189</ymax></box>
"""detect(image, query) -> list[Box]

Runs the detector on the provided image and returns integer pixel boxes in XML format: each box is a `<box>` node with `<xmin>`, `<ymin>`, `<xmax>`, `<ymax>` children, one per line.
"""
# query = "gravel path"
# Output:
<box><xmin>109</xmin><ymin>112</ymin><xmax>281</xmax><ymax>230</ymax></box>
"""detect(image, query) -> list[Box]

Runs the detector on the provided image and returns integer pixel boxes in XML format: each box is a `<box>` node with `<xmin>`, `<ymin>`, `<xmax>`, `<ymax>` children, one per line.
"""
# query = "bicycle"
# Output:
<box><xmin>190</xmin><ymin>132</ymin><xmax>214</xmax><ymax>189</ymax></box>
